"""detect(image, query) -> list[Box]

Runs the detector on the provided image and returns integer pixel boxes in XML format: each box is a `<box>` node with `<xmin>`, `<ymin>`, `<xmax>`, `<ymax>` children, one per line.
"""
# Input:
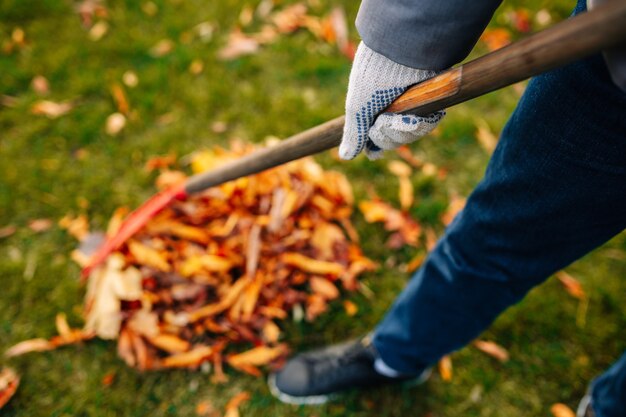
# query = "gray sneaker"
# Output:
<box><xmin>268</xmin><ymin>336</ymin><xmax>430</xmax><ymax>405</ymax></box>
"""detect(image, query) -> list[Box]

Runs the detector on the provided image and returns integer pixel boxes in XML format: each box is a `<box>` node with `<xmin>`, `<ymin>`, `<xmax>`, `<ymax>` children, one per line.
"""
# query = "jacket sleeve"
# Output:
<box><xmin>356</xmin><ymin>0</ymin><xmax>503</xmax><ymax>70</ymax></box>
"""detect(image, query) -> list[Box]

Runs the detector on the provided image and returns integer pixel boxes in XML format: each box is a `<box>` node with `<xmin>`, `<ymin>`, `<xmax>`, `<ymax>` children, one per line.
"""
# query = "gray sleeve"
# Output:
<box><xmin>356</xmin><ymin>0</ymin><xmax>503</xmax><ymax>70</ymax></box>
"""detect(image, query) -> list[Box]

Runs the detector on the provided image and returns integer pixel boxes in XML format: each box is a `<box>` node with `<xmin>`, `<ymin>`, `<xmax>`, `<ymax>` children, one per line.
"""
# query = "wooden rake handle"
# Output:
<box><xmin>185</xmin><ymin>1</ymin><xmax>626</xmax><ymax>195</ymax></box>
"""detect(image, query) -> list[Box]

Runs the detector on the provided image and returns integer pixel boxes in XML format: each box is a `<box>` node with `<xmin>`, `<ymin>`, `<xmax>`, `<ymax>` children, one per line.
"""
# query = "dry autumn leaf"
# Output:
<box><xmin>150</xmin><ymin>39</ymin><xmax>175</xmax><ymax>57</ymax></box>
<box><xmin>28</xmin><ymin>218</ymin><xmax>53</xmax><ymax>232</ymax></box>
<box><xmin>0</xmin><ymin>226</ymin><xmax>17</xmax><ymax>239</ymax></box>
<box><xmin>105</xmin><ymin>112</ymin><xmax>126</xmax><ymax>135</ymax></box>
<box><xmin>474</xmin><ymin>340</ymin><xmax>510</xmax><ymax>362</ymax></box>
<box><xmin>480</xmin><ymin>28</ymin><xmax>511</xmax><ymax>51</ymax></box>
<box><xmin>31</xmin><ymin>100</ymin><xmax>74</xmax><ymax>118</ymax></box>
<box><xmin>439</xmin><ymin>355</ymin><xmax>453</xmax><ymax>381</ymax></box>
<box><xmin>556</xmin><ymin>271</ymin><xmax>586</xmax><ymax>300</ymax></box>
<box><xmin>31</xmin><ymin>75</ymin><xmax>50</xmax><ymax>95</ymax></box>
<box><xmin>0</xmin><ymin>368</ymin><xmax>19</xmax><ymax>410</ymax></box>
<box><xmin>16</xmin><ymin>143</ymin><xmax>377</xmax><ymax>376</ymax></box>
<box><xmin>224</xmin><ymin>392</ymin><xmax>251</xmax><ymax>417</ymax></box>
<box><xmin>217</xmin><ymin>30</ymin><xmax>259</xmax><ymax>60</ymax></box>
<box><xmin>551</xmin><ymin>403</ymin><xmax>576</xmax><ymax>417</ymax></box>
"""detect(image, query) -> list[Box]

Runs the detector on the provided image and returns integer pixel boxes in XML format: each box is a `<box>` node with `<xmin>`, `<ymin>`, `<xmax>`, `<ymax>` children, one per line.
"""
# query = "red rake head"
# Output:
<box><xmin>81</xmin><ymin>183</ymin><xmax>187</xmax><ymax>279</ymax></box>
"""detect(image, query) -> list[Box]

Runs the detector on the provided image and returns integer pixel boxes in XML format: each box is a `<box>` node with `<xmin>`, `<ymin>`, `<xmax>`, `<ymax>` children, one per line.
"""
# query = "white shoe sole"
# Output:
<box><xmin>267</xmin><ymin>367</ymin><xmax>432</xmax><ymax>405</ymax></box>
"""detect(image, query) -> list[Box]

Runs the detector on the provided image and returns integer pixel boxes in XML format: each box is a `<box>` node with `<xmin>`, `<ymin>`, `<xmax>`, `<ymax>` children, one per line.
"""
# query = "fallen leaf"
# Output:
<box><xmin>309</xmin><ymin>276</ymin><xmax>340</xmax><ymax>300</ymax></box>
<box><xmin>28</xmin><ymin>218</ymin><xmax>53</xmax><ymax>233</ymax></box>
<box><xmin>5</xmin><ymin>339</ymin><xmax>54</xmax><ymax>357</ymax></box>
<box><xmin>31</xmin><ymin>75</ymin><xmax>49</xmax><ymax>95</ymax></box>
<box><xmin>217</xmin><ymin>30</ymin><xmax>259</xmax><ymax>60</ymax></box>
<box><xmin>150</xmin><ymin>39</ymin><xmax>174</xmax><ymax>57</ymax></box>
<box><xmin>89</xmin><ymin>20</ymin><xmax>108</xmax><ymax>41</ymax></box>
<box><xmin>122</xmin><ymin>71</ymin><xmax>139</xmax><ymax>88</ymax></box>
<box><xmin>343</xmin><ymin>300</ymin><xmax>358</xmax><ymax>316</ymax></box>
<box><xmin>128</xmin><ymin>240</ymin><xmax>170</xmax><ymax>272</ymax></box>
<box><xmin>101</xmin><ymin>372</ymin><xmax>115</xmax><ymax>386</ymax></box>
<box><xmin>224</xmin><ymin>392</ymin><xmax>251</xmax><ymax>417</ymax></box>
<box><xmin>0</xmin><ymin>226</ymin><xmax>16</xmax><ymax>239</ymax></box>
<box><xmin>195</xmin><ymin>400</ymin><xmax>216</xmax><ymax>416</ymax></box>
<box><xmin>475</xmin><ymin>119</ymin><xmax>498</xmax><ymax>153</ymax></box>
<box><xmin>282</xmin><ymin>253</ymin><xmax>344</xmax><ymax>276</ymax></box>
<box><xmin>473</xmin><ymin>340</ymin><xmax>509</xmax><ymax>362</ymax></box>
<box><xmin>556</xmin><ymin>271</ymin><xmax>586</xmax><ymax>300</ymax></box>
<box><xmin>189</xmin><ymin>59</ymin><xmax>204</xmax><ymax>75</ymax></box>
<box><xmin>110</xmin><ymin>84</ymin><xmax>129</xmax><ymax>115</ymax></box>
<box><xmin>0</xmin><ymin>367</ymin><xmax>20</xmax><ymax>410</ymax></box>
<box><xmin>480</xmin><ymin>28</ymin><xmax>511</xmax><ymax>51</ymax></box>
<box><xmin>162</xmin><ymin>346</ymin><xmax>213</xmax><ymax>368</ymax></box>
<box><xmin>551</xmin><ymin>403</ymin><xmax>576</xmax><ymax>417</ymax></box>
<box><xmin>59</xmin><ymin>214</ymin><xmax>89</xmax><ymax>240</ymax></box>
<box><xmin>227</xmin><ymin>345</ymin><xmax>288</xmax><ymax>370</ymax></box>
<box><xmin>510</xmin><ymin>9</ymin><xmax>531</xmax><ymax>32</ymax></box>
<box><xmin>438</xmin><ymin>355</ymin><xmax>453</xmax><ymax>382</ymax></box>
<box><xmin>271</xmin><ymin>3</ymin><xmax>307</xmax><ymax>34</ymax></box>
<box><xmin>149</xmin><ymin>334</ymin><xmax>191</xmax><ymax>353</ymax></box>
<box><xmin>105</xmin><ymin>112</ymin><xmax>126</xmax><ymax>135</ymax></box>
<box><xmin>31</xmin><ymin>100</ymin><xmax>74</xmax><ymax>118</ymax></box>
<box><xmin>441</xmin><ymin>195</ymin><xmax>466</xmax><ymax>226</ymax></box>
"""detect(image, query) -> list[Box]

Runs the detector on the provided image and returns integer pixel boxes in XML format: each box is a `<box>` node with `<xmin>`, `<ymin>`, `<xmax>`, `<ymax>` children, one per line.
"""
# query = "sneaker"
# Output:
<box><xmin>268</xmin><ymin>336</ymin><xmax>430</xmax><ymax>405</ymax></box>
<box><xmin>576</xmin><ymin>394</ymin><xmax>595</xmax><ymax>417</ymax></box>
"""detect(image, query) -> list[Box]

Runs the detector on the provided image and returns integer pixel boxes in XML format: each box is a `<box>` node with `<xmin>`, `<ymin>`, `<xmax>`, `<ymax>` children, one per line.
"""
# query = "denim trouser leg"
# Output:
<box><xmin>592</xmin><ymin>352</ymin><xmax>626</xmax><ymax>417</ymax></box>
<box><xmin>371</xmin><ymin>49</ymin><xmax>626</xmax><ymax>407</ymax></box>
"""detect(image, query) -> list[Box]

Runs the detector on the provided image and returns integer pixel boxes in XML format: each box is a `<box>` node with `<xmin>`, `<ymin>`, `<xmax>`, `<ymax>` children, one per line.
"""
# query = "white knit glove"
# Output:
<box><xmin>339</xmin><ymin>42</ymin><xmax>445</xmax><ymax>160</ymax></box>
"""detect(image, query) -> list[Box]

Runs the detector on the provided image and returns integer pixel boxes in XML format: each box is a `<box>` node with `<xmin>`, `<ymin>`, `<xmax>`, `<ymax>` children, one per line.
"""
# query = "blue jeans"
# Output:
<box><xmin>372</xmin><ymin>4</ymin><xmax>626</xmax><ymax>416</ymax></box>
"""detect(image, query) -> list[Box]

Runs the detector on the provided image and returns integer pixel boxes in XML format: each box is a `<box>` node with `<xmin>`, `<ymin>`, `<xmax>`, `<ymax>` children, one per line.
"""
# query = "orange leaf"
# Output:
<box><xmin>282</xmin><ymin>253</ymin><xmax>344</xmax><ymax>276</ymax></box>
<box><xmin>59</xmin><ymin>214</ymin><xmax>89</xmax><ymax>240</ymax></box>
<box><xmin>162</xmin><ymin>346</ymin><xmax>213</xmax><ymax>368</ymax></box>
<box><xmin>343</xmin><ymin>300</ymin><xmax>358</xmax><ymax>316</ymax></box>
<box><xmin>227</xmin><ymin>344</ymin><xmax>288</xmax><ymax>369</ymax></box>
<box><xmin>474</xmin><ymin>340</ymin><xmax>510</xmax><ymax>362</ymax></box>
<box><xmin>551</xmin><ymin>403</ymin><xmax>576</xmax><ymax>417</ymax></box>
<box><xmin>480</xmin><ymin>28</ymin><xmax>511</xmax><ymax>51</ymax></box>
<box><xmin>224</xmin><ymin>392</ymin><xmax>251</xmax><ymax>417</ymax></box>
<box><xmin>556</xmin><ymin>271</ymin><xmax>586</xmax><ymax>300</ymax></box>
<box><xmin>0</xmin><ymin>367</ymin><xmax>20</xmax><ymax>410</ymax></box>
<box><xmin>110</xmin><ymin>84</ymin><xmax>129</xmax><ymax>115</ymax></box>
<box><xmin>438</xmin><ymin>355</ymin><xmax>453</xmax><ymax>382</ymax></box>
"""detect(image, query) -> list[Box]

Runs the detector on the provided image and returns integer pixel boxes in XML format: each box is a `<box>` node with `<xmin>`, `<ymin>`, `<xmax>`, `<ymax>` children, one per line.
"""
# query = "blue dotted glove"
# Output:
<box><xmin>339</xmin><ymin>42</ymin><xmax>445</xmax><ymax>160</ymax></box>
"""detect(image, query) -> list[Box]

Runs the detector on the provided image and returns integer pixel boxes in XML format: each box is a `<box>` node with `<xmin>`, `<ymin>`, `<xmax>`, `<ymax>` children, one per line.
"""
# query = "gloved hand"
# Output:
<box><xmin>339</xmin><ymin>42</ymin><xmax>445</xmax><ymax>160</ymax></box>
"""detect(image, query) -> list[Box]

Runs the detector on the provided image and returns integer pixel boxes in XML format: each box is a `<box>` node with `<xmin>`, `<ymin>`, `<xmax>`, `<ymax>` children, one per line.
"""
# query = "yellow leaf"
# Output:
<box><xmin>282</xmin><ymin>253</ymin><xmax>344</xmax><ymax>276</ymax></box>
<box><xmin>128</xmin><ymin>240</ymin><xmax>170</xmax><ymax>272</ymax></box>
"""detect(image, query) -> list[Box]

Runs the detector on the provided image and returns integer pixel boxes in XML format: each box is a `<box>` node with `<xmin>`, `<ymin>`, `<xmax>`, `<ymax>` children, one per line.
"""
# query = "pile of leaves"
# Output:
<box><xmin>7</xmin><ymin>142</ymin><xmax>377</xmax><ymax>378</ymax></box>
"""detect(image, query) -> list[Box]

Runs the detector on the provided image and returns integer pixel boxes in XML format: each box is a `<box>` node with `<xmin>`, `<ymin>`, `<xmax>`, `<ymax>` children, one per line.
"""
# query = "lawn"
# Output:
<box><xmin>1</xmin><ymin>0</ymin><xmax>625</xmax><ymax>416</ymax></box>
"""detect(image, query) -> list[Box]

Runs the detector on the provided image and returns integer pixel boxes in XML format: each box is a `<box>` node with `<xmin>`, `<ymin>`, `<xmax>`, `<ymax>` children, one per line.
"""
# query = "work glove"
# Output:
<box><xmin>339</xmin><ymin>42</ymin><xmax>445</xmax><ymax>160</ymax></box>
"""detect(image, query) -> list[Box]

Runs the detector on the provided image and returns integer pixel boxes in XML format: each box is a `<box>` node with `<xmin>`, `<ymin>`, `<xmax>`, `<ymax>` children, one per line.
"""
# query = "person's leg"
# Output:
<box><xmin>587</xmin><ymin>352</ymin><xmax>626</xmax><ymax>417</ymax></box>
<box><xmin>270</xmin><ymin>4</ymin><xmax>626</xmax><ymax>404</ymax></box>
<box><xmin>373</xmin><ymin>50</ymin><xmax>626</xmax><ymax>375</ymax></box>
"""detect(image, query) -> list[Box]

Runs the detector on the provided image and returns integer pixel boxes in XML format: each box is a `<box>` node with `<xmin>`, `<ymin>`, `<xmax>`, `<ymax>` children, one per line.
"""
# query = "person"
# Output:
<box><xmin>267</xmin><ymin>0</ymin><xmax>626</xmax><ymax>415</ymax></box>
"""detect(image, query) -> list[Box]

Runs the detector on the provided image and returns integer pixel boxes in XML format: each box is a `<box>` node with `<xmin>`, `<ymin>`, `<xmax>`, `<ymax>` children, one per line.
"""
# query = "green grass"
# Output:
<box><xmin>1</xmin><ymin>1</ymin><xmax>625</xmax><ymax>416</ymax></box>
